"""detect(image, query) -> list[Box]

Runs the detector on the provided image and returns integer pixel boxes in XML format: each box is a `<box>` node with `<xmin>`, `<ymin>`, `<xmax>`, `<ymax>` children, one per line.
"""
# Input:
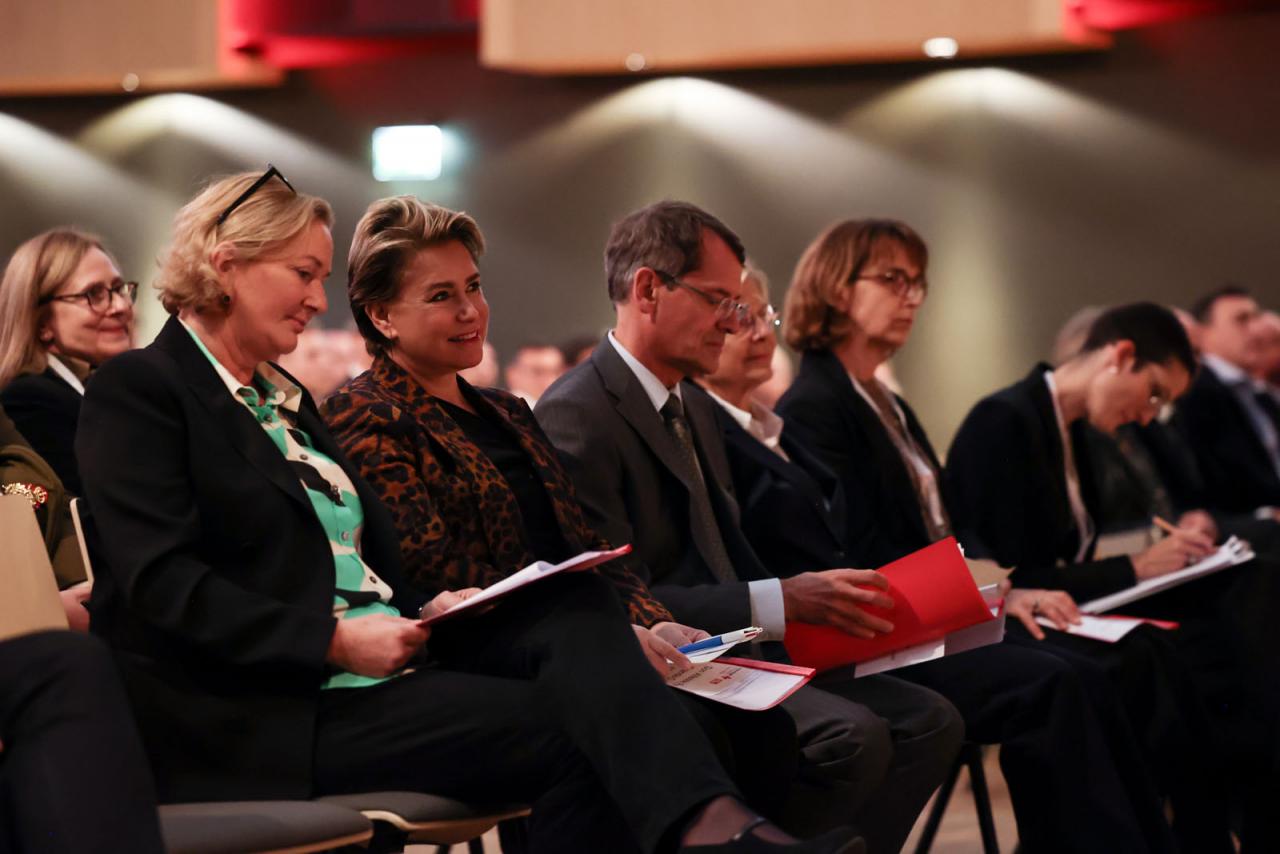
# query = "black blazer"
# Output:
<box><xmin>534</xmin><ymin>337</ymin><xmax>772</xmax><ymax>634</ymax></box>
<box><xmin>76</xmin><ymin>317</ymin><xmax>421</xmax><ymax>803</ymax></box>
<box><xmin>775</xmin><ymin>348</ymin><xmax>953</xmax><ymax>568</ymax></box>
<box><xmin>1173</xmin><ymin>365</ymin><xmax>1280</xmax><ymax>513</ymax></box>
<box><xmin>690</xmin><ymin>383</ymin><xmax>850</xmax><ymax>576</ymax></box>
<box><xmin>946</xmin><ymin>364</ymin><xmax>1137</xmax><ymax>602</ymax></box>
<box><xmin>1</xmin><ymin>366</ymin><xmax>83</xmax><ymax>495</ymax></box>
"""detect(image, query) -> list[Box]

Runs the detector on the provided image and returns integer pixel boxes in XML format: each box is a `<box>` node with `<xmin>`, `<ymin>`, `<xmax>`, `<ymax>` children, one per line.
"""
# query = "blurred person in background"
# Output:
<box><xmin>1175</xmin><ymin>286</ymin><xmax>1280</xmax><ymax>516</ymax></box>
<box><xmin>504</xmin><ymin>341</ymin><xmax>566</xmax><ymax>405</ymax></box>
<box><xmin>0</xmin><ymin>228</ymin><xmax>136</xmax><ymax>495</ymax></box>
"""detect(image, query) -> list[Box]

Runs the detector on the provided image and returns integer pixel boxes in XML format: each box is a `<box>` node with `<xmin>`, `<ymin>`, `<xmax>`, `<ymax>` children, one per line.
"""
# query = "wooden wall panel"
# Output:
<box><xmin>481</xmin><ymin>0</ymin><xmax>1110</xmax><ymax>74</ymax></box>
<box><xmin>0</xmin><ymin>0</ymin><xmax>279</xmax><ymax>95</ymax></box>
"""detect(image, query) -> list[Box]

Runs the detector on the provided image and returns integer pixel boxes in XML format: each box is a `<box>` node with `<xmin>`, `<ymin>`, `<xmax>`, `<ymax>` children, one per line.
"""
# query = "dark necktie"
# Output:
<box><xmin>1256</xmin><ymin>389</ymin><xmax>1280</xmax><ymax>436</ymax></box>
<box><xmin>660</xmin><ymin>395</ymin><xmax>738</xmax><ymax>583</ymax></box>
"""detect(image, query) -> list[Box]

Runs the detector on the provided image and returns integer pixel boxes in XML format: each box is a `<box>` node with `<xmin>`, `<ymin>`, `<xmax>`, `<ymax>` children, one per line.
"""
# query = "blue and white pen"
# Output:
<box><xmin>677</xmin><ymin>626</ymin><xmax>764</xmax><ymax>655</ymax></box>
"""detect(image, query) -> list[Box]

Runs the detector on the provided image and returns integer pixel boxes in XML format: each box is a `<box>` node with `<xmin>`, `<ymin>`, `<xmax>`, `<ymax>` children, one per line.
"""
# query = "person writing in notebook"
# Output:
<box><xmin>775</xmin><ymin>221</ymin><xmax>1232</xmax><ymax>852</ymax></box>
<box><xmin>696</xmin><ymin>255</ymin><xmax>1174</xmax><ymax>853</ymax></box>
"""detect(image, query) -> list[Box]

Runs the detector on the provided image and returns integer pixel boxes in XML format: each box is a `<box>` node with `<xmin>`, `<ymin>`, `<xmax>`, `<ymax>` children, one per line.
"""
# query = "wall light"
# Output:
<box><xmin>371</xmin><ymin>125</ymin><xmax>443</xmax><ymax>181</ymax></box>
<box><xmin>922</xmin><ymin>37</ymin><xmax>959</xmax><ymax>59</ymax></box>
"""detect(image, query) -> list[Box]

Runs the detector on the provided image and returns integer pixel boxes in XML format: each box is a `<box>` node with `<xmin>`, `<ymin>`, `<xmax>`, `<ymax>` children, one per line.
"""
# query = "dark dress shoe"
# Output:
<box><xmin>681</xmin><ymin>818</ymin><xmax>866</xmax><ymax>854</ymax></box>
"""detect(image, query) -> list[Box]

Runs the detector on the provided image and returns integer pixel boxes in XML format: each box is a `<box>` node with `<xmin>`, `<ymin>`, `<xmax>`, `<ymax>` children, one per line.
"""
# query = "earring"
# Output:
<box><xmin>220</xmin><ymin>293</ymin><xmax>232</xmax><ymax>307</ymax></box>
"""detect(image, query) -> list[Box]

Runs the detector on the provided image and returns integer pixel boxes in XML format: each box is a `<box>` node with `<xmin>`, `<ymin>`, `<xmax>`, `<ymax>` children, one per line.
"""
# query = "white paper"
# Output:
<box><xmin>420</xmin><ymin>546</ymin><xmax>630</xmax><ymax>625</ymax></box>
<box><xmin>1081</xmin><ymin>537</ymin><xmax>1254</xmax><ymax>614</ymax></box>
<box><xmin>666</xmin><ymin>659</ymin><xmax>812</xmax><ymax>711</ymax></box>
<box><xmin>855</xmin><ymin>601</ymin><xmax>1005</xmax><ymax>678</ymax></box>
<box><xmin>1036</xmin><ymin>614</ymin><xmax>1146</xmax><ymax>643</ymax></box>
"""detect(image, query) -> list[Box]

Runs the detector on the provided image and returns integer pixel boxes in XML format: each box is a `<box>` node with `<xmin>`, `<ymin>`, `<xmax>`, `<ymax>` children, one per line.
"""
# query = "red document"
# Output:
<box><xmin>784</xmin><ymin>538</ymin><xmax>996</xmax><ymax>672</ymax></box>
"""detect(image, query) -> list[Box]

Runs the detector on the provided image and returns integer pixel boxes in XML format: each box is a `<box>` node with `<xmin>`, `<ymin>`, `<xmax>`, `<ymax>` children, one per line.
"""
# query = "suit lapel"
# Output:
<box><xmin>682</xmin><ymin>382</ymin><xmax>741</xmax><ymax>526</ymax></box>
<box><xmin>156</xmin><ymin>319</ymin><xmax>312</xmax><ymax>513</ymax></box>
<box><xmin>814</xmin><ymin>351</ymin><xmax>929</xmax><ymax>545</ymax></box>
<box><xmin>593</xmin><ymin>341</ymin><xmax>701</xmax><ymax>495</ymax></box>
<box><xmin>1022</xmin><ymin>366</ymin><xmax>1081</xmax><ymax>552</ymax></box>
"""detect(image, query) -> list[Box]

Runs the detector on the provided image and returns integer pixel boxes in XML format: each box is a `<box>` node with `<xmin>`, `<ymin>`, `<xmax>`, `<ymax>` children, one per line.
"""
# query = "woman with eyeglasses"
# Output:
<box><xmin>776</xmin><ymin>220</ymin><xmax>1235</xmax><ymax>852</ymax></box>
<box><xmin>0</xmin><ymin>229</ymin><xmax>136</xmax><ymax>496</ymax></box>
<box><xmin>78</xmin><ymin>175</ymin><xmax>853</xmax><ymax>854</ymax></box>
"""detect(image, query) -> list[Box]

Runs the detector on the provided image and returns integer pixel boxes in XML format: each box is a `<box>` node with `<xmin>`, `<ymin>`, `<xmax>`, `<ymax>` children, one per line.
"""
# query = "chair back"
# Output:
<box><xmin>69</xmin><ymin>497</ymin><xmax>95</xmax><ymax>583</ymax></box>
<box><xmin>0</xmin><ymin>493</ymin><xmax>69</xmax><ymax>640</ymax></box>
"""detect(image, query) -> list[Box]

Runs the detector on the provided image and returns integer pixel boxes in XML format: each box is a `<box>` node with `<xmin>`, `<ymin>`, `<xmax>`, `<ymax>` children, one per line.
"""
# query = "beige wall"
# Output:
<box><xmin>0</xmin><ymin>11</ymin><xmax>1277</xmax><ymax>450</ymax></box>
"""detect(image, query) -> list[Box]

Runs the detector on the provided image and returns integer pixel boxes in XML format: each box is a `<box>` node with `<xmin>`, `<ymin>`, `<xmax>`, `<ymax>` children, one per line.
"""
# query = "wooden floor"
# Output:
<box><xmin>409</xmin><ymin>747</ymin><xmax>1019</xmax><ymax>854</ymax></box>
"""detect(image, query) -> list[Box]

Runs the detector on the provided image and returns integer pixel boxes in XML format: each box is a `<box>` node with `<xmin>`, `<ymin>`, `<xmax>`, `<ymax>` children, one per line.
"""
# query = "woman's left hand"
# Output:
<box><xmin>632</xmin><ymin>625</ymin><xmax>693</xmax><ymax>675</ymax></box>
<box><xmin>650</xmin><ymin>621</ymin><xmax>711</xmax><ymax>648</ymax></box>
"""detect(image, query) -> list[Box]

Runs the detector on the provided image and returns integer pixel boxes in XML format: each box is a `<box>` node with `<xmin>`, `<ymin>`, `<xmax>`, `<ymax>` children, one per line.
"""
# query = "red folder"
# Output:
<box><xmin>784</xmin><ymin>538</ymin><xmax>995</xmax><ymax>672</ymax></box>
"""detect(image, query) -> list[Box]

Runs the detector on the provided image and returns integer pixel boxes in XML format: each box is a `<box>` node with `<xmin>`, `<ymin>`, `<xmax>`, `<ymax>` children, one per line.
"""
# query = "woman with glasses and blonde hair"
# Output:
<box><xmin>0</xmin><ymin>228</ymin><xmax>135</xmax><ymax>495</ymax></box>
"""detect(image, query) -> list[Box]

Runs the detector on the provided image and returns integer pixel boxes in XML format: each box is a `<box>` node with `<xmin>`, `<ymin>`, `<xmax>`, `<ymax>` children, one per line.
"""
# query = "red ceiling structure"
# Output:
<box><xmin>221</xmin><ymin>0</ymin><xmax>1269</xmax><ymax>71</ymax></box>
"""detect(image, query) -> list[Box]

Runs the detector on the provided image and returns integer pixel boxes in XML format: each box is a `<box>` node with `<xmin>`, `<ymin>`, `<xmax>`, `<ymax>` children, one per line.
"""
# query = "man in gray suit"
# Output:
<box><xmin>535</xmin><ymin>201</ymin><xmax>962</xmax><ymax>853</ymax></box>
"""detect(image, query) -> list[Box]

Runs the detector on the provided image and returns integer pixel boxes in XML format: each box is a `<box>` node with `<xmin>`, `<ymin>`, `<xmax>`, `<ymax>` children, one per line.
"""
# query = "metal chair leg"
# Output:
<box><xmin>964</xmin><ymin>744</ymin><xmax>1000</xmax><ymax>854</ymax></box>
<box><xmin>914</xmin><ymin>747</ymin><xmax>966</xmax><ymax>853</ymax></box>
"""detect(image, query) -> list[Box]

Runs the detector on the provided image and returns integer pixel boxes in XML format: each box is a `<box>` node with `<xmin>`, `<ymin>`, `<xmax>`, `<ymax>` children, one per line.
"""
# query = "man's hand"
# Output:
<box><xmin>1176</xmin><ymin>510</ymin><xmax>1219</xmax><ymax>543</ymax></box>
<box><xmin>326</xmin><ymin>614</ymin><xmax>430</xmax><ymax>678</ymax></box>
<box><xmin>1132</xmin><ymin>528</ymin><xmax>1215</xmax><ymax>579</ymax></box>
<box><xmin>418</xmin><ymin>588</ymin><xmax>484</xmax><ymax>621</ymax></box>
<box><xmin>632</xmin><ymin>625</ymin><xmax>691</xmax><ymax>675</ymax></box>
<box><xmin>59</xmin><ymin>581</ymin><xmax>92</xmax><ymax>633</ymax></box>
<box><xmin>780</xmin><ymin>569</ymin><xmax>895</xmax><ymax>638</ymax></box>
<box><xmin>1006</xmin><ymin>588</ymin><xmax>1080</xmax><ymax>640</ymax></box>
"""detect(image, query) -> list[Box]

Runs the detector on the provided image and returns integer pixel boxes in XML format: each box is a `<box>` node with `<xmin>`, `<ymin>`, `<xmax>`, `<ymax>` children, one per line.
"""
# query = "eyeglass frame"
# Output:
<box><xmin>39</xmin><ymin>280</ymin><xmax>138</xmax><ymax>313</ymax></box>
<box><xmin>653</xmin><ymin>270</ymin><xmax>752</xmax><ymax>332</ymax></box>
<box><xmin>215</xmin><ymin>164</ymin><xmax>296</xmax><ymax>227</ymax></box>
<box><xmin>854</xmin><ymin>268</ymin><xmax>929</xmax><ymax>303</ymax></box>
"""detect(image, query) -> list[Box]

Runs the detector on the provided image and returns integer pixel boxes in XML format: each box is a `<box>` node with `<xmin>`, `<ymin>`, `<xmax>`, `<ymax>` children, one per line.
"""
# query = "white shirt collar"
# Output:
<box><xmin>703</xmin><ymin>386</ymin><xmax>786</xmax><ymax>446</ymax></box>
<box><xmin>44</xmin><ymin>353</ymin><xmax>85</xmax><ymax>395</ymax></box>
<box><xmin>1202</xmin><ymin>352</ymin><xmax>1249</xmax><ymax>385</ymax></box>
<box><xmin>606</xmin><ymin>330</ymin><xmax>680</xmax><ymax>412</ymax></box>
<box><xmin>179</xmin><ymin>318</ymin><xmax>302</xmax><ymax>414</ymax></box>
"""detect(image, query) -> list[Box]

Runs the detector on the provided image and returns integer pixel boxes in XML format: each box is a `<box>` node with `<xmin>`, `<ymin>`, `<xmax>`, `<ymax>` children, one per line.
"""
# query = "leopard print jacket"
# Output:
<box><xmin>321</xmin><ymin>355</ymin><xmax>673</xmax><ymax>628</ymax></box>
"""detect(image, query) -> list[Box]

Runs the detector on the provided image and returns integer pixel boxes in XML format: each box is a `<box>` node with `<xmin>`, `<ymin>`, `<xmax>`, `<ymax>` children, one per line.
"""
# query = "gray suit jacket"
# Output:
<box><xmin>535</xmin><ymin>336</ymin><xmax>772</xmax><ymax>633</ymax></box>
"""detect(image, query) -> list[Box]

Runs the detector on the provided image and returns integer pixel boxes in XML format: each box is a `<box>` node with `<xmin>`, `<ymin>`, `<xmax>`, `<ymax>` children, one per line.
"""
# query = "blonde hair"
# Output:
<box><xmin>0</xmin><ymin>228</ymin><xmax>114</xmax><ymax>387</ymax></box>
<box><xmin>347</xmin><ymin>196</ymin><xmax>485</xmax><ymax>357</ymax></box>
<box><xmin>783</xmin><ymin>219</ymin><xmax>927</xmax><ymax>352</ymax></box>
<box><xmin>155</xmin><ymin>171</ymin><xmax>333</xmax><ymax>316</ymax></box>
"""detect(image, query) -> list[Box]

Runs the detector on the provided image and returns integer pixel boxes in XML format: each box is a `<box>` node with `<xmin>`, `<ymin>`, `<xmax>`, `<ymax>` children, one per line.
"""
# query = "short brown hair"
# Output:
<box><xmin>347</xmin><ymin>196</ymin><xmax>485</xmax><ymax>357</ymax></box>
<box><xmin>604</xmin><ymin>201</ymin><xmax>745</xmax><ymax>303</ymax></box>
<box><xmin>156</xmin><ymin>171</ymin><xmax>333</xmax><ymax>316</ymax></box>
<box><xmin>783</xmin><ymin>219</ymin><xmax>927</xmax><ymax>352</ymax></box>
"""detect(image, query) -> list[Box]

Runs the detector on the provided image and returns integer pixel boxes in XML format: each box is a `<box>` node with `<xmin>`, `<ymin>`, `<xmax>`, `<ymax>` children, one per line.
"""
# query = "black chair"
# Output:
<box><xmin>913</xmin><ymin>741</ymin><xmax>1001</xmax><ymax>854</ymax></box>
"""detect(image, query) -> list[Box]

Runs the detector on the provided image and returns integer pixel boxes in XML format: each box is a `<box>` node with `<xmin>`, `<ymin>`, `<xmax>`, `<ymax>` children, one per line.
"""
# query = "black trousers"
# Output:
<box><xmin>780</xmin><ymin>672</ymin><xmax>964</xmax><ymax>854</ymax></box>
<box><xmin>1017</xmin><ymin>622</ymin><xmax>1235</xmax><ymax>854</ymax></box>
<box><xmin>1123</xmin><ymin>555</ymin><xmax>1280</xmax><ymax>853</ymax></box>
<box><xmin>315</xmin><ymin>572</ymin><xmax>790</xmax><ymax>854</ymax></box>
<box><xmin>900</xmin><ymin>639</ymin><xmax>1175</xmax><ymax>854</ymax></box>
<box><xmin>0</xmin><ymin>631</ymin><xmax>165</xmax><ymax>854</ymax></box>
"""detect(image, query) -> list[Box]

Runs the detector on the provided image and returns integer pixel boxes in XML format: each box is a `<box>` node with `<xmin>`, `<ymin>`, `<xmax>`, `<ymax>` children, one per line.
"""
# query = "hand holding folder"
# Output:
<box><xmin>785</xmin><ymin>538</ymin><xmax>1001</xmax><ymax>673</ymax></box>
